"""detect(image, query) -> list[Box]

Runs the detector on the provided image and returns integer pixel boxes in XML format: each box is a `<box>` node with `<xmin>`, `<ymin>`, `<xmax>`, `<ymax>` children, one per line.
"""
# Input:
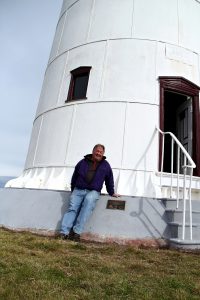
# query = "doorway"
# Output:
<box><xmin>163</xmin><ymin>91</ymin><xmax>192</xmax><ymax>173</ymax></box>
<box><xmin>159</xmin><ymin>77</ymin><xmax>200</xmax><ymax>176</ymax></box>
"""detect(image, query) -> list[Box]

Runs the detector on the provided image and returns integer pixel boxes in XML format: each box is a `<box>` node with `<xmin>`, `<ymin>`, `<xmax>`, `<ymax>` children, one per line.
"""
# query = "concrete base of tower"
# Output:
<box><xmin>0</xmin><ymin>188</ymin><xmax>169</xmax><ymax>246</ymax></box>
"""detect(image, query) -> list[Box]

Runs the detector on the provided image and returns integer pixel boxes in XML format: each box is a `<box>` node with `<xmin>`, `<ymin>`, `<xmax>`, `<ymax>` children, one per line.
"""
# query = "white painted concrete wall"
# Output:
<box><xmin>7</xmin><ymin>0</ymin><xmax>200</xmax><ymax>197</ymax></box>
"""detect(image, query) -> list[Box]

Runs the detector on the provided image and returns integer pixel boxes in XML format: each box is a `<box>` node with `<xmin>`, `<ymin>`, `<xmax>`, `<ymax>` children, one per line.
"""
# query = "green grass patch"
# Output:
<box><xmin>0</xmin><ymin>228</ymin><xmax>200</xmax><ymax>299</ymax></box>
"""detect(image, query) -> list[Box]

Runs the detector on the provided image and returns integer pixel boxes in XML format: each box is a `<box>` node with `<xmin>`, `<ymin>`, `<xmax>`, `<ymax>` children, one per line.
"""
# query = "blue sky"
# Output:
<box><xmin>0</xmin><ymin>0</ymin><xmax>63</xmax><ymax>176</ymax></box>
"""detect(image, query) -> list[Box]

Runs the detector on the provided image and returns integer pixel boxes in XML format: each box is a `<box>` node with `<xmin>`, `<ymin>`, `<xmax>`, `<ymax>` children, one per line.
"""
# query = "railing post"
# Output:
<box><xmin>176</xmin><ymin>146</ymin><xmax>180</xmax><ymax>209</ymax></box>
<box><xmin>182</xmin><ymin>156</ymin><xmax>187</xmax><ymax>240</ymax></box>
<box><xmin>170</xmin><ymin>138</ymin><xmax>174</xmax><ymax>198</ymax></box>
<box><xmin>189</xmin><ymin>167</ymin><xmax>193</xmax><ymax>240</ymax></box>
<box><xmin>160</xmin><ymin>134</ymin><xmax>165</xmax><ymax>186</ymax></box>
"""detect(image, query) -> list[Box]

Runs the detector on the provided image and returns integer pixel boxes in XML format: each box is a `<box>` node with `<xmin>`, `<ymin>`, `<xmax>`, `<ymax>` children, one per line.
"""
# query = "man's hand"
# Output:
<box><xmin>111</xmin><ymin>193</ymin><xmax>121</xmax><ymax>198</ymax></box>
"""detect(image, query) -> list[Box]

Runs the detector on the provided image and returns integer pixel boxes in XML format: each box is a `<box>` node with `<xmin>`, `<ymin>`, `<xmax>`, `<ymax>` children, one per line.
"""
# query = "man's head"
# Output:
<box><xmin>92</xmin><ymin>144</ymin><xmax>105</xmax><ymax>162</ymax></box>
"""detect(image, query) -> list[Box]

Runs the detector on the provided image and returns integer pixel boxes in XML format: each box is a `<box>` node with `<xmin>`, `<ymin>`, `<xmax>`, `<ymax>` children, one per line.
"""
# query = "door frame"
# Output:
<box><xmin>159</xmin><ymin>76</ymin><xmax>200</xmax><ymax>176</ymax></box>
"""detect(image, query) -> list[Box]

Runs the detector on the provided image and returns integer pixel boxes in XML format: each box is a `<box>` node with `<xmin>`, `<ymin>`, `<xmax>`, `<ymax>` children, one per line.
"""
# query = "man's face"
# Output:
<box><xmin>92</xmin><ymin>146</ymin><xmax>104</xmax><ymax>162</ymax></box>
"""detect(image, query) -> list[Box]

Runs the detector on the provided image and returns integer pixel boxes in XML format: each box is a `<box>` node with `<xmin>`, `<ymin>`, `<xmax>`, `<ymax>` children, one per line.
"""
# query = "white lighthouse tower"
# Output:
<box><xmin>3</xmin><ymin>0</ymin><xmax>200</xmax><ymax>248</ymax></box>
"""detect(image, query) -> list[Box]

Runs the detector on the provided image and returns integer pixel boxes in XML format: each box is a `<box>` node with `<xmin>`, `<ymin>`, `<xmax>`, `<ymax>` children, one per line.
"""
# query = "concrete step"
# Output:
<box><xmin>165</xmin><ymin>208</ymin><xmax>200</xmax><ymax>223</ymax></box>
<box><xmin>161</xmin><ymin>187</ymin><xmax>200</xmax><ymax>200</ymax></box>
<box><xmin>156</xmin><ymin>172</ymin><xmax>200</xmax><ymax>190</ymax></box>
<box><xmin>168</xmin><ymin>221</ymin><xmax>200</xmax><ymax>240</ymax></box>
<box><xmin>155</xmin><ymin>172</ymin><xmax>200</xmax><ymax>200</ymax></box>
<box><xmin>161</xmin><ymin>186</ymin><xmax>200</xmax><ymax>200</ymax></box>
<box><xmin>169</xmin><ymin>238</ymin><xmax>200</xmax><ymax>250</ymax></box>
<box><xmin>162</xmin><ymin>198</ymin><xmax>200</xmax><ymax>210</ymax></box>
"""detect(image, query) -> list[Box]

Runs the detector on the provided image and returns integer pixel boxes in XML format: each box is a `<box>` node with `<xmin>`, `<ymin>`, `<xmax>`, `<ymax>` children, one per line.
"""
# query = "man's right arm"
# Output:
<box><xmin>71</xmin><ymin>160</ymin><xmax>82</xmax><ymax>191</ymax></box>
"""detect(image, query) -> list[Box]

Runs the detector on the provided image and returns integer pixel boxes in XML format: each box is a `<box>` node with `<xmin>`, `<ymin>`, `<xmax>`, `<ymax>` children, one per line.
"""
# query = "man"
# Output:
<box><xmin>60</xmin><ymin>144</ymin><xmax>119</xmax><ymax>241</ymax></box>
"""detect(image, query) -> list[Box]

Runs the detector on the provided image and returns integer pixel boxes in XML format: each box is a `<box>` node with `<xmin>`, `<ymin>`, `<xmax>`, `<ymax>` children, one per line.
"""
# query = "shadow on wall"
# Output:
<box><xmin>129</xmin><ymin>197</ymin><xmax>170</xmax><ymax>239</ymax></box>
<box><xmin>134</xmin><ymin>128</ymin><xmax>157</xmax><ymax>171</ymax></box>
<box><xmin>55</xmin><ymin>191</ymin><xmax>71</xmax><ymax>231</ymax></box>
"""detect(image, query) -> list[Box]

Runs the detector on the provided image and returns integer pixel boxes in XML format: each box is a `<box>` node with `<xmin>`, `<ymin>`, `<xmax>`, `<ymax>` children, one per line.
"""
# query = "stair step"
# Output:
<box><xmin>162</xmin><ymin>185</ymin><xmax>200</xmax><ymax>191</ymax></box>
<box><xmin>161</xmin><ymin>186</ymin><xmax>200</xmax><ymax>200</ymax></box>
<box><xmin>162</xmin><ymin>198</ymin><xmax>200</xmax><ymax>210</ymax></box>
<box><xmin>168</xmin><ymin>221</ymin><xmax>200</xmax><ymax>240</ymax></box>
<box><xmin>156</xmin><ymin>172</ymin><xmax>200</xmax><ymax>188</ymax></box>
<box><xmin>165</xmin><ymin>208</ymin><xmax>200</xmax><ymax>213</ymax></box>
<box><xmin>169</xmin><ymin>238</ymin><xmax>200</xmax><ymax>250</ymax></box>
<box><xmin>165</xmin><ymin>209</ymin><xmax>200</xmax><ymax>223</ymax></box>
<box><xmin>155</xmin><ymin>171</ymin><xmax>200</xmax><ymax>200</ymax></box>
<box><xmin>168</xmin><ymin>221</ymin><xmax>199</xmax><ymax>227</ymax></box>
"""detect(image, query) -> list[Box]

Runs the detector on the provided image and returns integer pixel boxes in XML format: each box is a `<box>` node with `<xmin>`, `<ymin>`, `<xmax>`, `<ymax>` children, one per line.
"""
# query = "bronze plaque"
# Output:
<box><xmin>106</xmin><ymin>200</ymin><xmax>126</xmax><ymax>210</ymax></box>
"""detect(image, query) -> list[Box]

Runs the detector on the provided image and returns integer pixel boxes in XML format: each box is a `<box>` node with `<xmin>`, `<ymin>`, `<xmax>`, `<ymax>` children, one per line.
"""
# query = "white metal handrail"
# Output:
<box><xmin>156</xmin><ymin>127</ymin><xmax>196</xmax><ymax>240</ymax></box>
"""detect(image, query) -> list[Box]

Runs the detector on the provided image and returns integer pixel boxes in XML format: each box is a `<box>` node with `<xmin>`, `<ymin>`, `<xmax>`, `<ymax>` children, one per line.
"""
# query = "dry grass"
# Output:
<box><xmin>0</xmin><ymin>228</ymin><xmax>200</xmax><ymax>299</ymax></box>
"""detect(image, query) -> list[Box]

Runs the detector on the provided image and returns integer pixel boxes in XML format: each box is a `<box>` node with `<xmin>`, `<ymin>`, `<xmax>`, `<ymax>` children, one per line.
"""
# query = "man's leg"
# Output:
<box><xmin>60</xmin><ymin>188</ymin><xmax>86</xmax><ymax>235</ymax></box>
<box><xmin>73</xmin><ymin>190</ymin><xmax>100</xmax><ymax>234</ymax></box>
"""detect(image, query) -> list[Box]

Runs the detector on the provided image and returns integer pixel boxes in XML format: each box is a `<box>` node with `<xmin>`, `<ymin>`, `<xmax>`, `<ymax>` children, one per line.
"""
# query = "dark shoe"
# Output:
<box><xmin>68</xmin><ymin>229</ymin><xmax>75</xmax><ymax>240</ymax></box>
<box><xmin>68</xmin><ymin>230</ymin><xmax>80</xmax><ymax>242</ymax></box>
<box><xmin>57</xmin><ymin>233</ymin><xmax>69</xmax><ymax>240</ymax></box>
<box><xmin>73</xmin><ymin>232</ymin><xmax>80</xmax><ymax>242</ymax></box>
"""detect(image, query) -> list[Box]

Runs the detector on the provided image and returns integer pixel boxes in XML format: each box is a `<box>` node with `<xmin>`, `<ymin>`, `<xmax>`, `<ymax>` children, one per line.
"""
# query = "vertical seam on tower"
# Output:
<box><xmin>131</xmin><ymin>0</ymin><xmax>135</xmax><ymax>38</ymax></box>
<box><xmin>177</xmin><ymin>0</ymin><xmax>180</xmax><ymax>45</ymax></box>
<box><xmin>86</xmin><ymin>0</ymin><xmax>95</xmax><ymax>42</ymax></box>
<box><xmin>198</xmin><ymin>55</ymin><xmax>200</xmax><ymax>85</ymax></box>
<box><xmin>54</xmin><ymin>1</ymin><xmax>80</xmax><ymax>33</ymax></box>
<box><xmin>57</xmin><ymin>51</ymin><xmax>69</xmax><ymax>105</ymax></box>
<box><xmin>56</xmin><ymin>9</ymin><xmax>68</xmax><ymax>57</ymax></box>
<box><xmin>155</xmin><ymin>41</ymin><xmax>158</xmax><ymax>105</ymax></box>
<box><xmin>99</xmin><ymin>40</ymin><xmax>109</xmax><ymax>99</ymax></box>
<box><xmin>120</xmin><ymin>102</ymin><xmax>128</xmax><ymax>169</ymax></box>
<box><xmin>64</xmin><ymin>104</ymin><xmax>77</xmax><ymax>164</ymax></box>
<box><xmin>33</xmin><ymin>116</ymin><xmax>44</xmax><ymax>167</ymax></box>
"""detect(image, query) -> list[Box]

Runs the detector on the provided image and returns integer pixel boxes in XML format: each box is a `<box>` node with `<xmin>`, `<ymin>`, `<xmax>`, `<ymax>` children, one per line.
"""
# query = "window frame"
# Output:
<box><xmin>66</xmin><ymin>66</ymin><xmax>91</xmax><ymax>102</ymax></box>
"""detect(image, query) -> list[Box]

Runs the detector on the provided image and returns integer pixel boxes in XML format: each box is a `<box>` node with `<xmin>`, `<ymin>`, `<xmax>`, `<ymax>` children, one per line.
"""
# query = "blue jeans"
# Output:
<box><xmin>61</xmin><ymin>188</ymin><xmax>100</xmax><ymax>235</ymax></box>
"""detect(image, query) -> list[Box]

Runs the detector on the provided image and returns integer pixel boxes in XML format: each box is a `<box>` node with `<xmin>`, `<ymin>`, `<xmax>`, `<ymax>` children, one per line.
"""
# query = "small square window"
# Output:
<box><xmin>67</xmin><ymin>67</ymin><xmax>91</xmax><ymax>101</ymax></box>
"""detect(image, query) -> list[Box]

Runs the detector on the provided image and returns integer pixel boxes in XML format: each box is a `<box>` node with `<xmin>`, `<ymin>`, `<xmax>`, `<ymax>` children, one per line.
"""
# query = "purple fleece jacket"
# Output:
<box><xmin>71</xmin><ymin>154</ymin><xmax>114</xmax><ymax>196</ymax></box>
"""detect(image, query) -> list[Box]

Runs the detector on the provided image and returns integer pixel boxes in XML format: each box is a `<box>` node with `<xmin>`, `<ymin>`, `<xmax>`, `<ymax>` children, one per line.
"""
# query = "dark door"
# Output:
<box><xmin>159</xmin><ymin>77</ymin><xmax>200</xmax><ymax>176</ymax></box>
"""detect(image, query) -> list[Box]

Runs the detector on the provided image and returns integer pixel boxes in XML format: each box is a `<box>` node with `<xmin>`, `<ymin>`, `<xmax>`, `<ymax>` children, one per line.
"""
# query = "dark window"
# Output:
<box><xmin>67</xmin><ymin>66</ymin><xmax>91</xmax><ymax>101</ymax></box>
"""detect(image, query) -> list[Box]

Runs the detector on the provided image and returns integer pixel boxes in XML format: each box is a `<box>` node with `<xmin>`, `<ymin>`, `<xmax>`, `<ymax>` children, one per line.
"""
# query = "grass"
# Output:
<box><xmin>0</xmin><ymin>228</ymin><xmax>200</xmax><ymax>299</ymax></box>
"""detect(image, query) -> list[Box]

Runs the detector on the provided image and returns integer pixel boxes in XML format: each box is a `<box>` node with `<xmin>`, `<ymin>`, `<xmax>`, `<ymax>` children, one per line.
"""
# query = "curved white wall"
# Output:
<box><xmin>8</xmin><ymin>0</ymin><xmax>200</xmax><ymax>196</ymax></box>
